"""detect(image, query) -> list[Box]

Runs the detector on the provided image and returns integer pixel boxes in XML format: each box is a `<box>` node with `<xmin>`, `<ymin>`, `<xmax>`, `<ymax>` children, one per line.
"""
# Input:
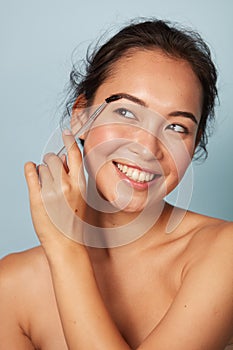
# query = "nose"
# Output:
<box><xmin>128</xmin><ymin>129</ymin><xmax>163</xmax><ymax>161</ymax></box>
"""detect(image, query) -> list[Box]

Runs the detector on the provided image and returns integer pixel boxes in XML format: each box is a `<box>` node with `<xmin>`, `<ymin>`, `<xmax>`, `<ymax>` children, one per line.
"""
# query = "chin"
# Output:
<box><xmin>111</xmin><ymin>194</ymin><xmax>162</xmax><ymax>214</ymax></box>
<box><xmin>116</xmin><ymin>203</ymin><xmax>145</xmax><ymax>213</ymax></box>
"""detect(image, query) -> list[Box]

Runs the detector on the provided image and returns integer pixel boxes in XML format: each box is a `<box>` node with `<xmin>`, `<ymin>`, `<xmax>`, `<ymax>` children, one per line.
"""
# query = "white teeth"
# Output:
<box><xmin>122</xmin><ymin>165</ymin><xmax>128</xmax><ymax>174</ymax></box>
<box><xmin>126</xmin><ymin>168</ymin><xmax>133</xmax><ymax>177</ymax></box>
<box><xmin>115</xmin><ymin>162</ymin><xmax>156</xmax><ymax>183</ymax></box>
<box><xmin>132</xmin><ymin>169</ymin><xmax>139</xmax><ymax>181</ymax></box>
<box><xmin>139</xmin><ymin>172</ymin><xmax>146</xmax><ymax>182</ymax></box>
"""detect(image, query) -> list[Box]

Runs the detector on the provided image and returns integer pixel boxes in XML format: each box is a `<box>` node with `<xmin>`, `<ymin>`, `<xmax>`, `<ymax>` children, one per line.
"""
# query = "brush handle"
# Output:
<box><xmin>56</xmin><ymin>101</ymin><xmax>108</xmax><ymax>157</ymax></box>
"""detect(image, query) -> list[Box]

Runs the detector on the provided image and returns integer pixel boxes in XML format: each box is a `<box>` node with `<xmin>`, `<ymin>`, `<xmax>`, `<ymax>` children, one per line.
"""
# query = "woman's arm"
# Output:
<box><xmin>24</xmin><ymin>131</ymin><xmax>131</xmax><ymax>350</ymax></box>
<box><xmin>46</xmin><ymin>245</ymin><xmax>131</xmax><ymax>350</ymax></box>
<box><xmin>25</xmin><ymin>132</ymin><xmax>233</xmax><ymax>350</ymax></box>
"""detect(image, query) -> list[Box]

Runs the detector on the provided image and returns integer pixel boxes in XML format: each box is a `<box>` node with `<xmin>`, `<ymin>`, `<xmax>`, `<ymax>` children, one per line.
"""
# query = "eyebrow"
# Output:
<box><xmin>106</xmin><ymin>93</ymin><xmax>147</xmax><ymax>107</ymax></box>
<box><xmin>168</xmin><ymin>111</ymin><xmax>198</xmax><ymax>124</ymax></box>
<box><xmin>106</xmin><ymin>93</ymin><xmax>198</xmax><ymax>124</ymax></box>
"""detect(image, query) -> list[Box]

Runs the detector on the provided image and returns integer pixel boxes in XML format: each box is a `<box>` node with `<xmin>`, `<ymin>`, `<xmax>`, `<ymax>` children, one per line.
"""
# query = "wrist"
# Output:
<box><xmin>42</xmin><ymin>233</ymin><xmax>88</xmax><ymax>266</ymax></box>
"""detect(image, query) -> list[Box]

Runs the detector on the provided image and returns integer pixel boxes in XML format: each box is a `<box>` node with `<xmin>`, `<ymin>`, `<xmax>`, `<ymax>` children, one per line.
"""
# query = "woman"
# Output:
<box><xmin>0</xmin><ymin>19</ymin><xmax>232</xmax><ymax>349</ymax></box>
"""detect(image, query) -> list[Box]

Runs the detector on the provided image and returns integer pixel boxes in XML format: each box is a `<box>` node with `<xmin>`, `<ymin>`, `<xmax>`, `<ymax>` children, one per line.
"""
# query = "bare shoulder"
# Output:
<box><xmin>184</xmin><ymin>211</ymin><xmax>233</xmax><ymax>262</ymax></box>
<box><xmin>0</xmin><ymin>247</ymin><xmax>68</xmax><ymax>348</ymax></box>
<box><xmin>0</xmin><ymin>245</ymin><xmax>49</xmax><ymax>283</ymax></box>
<box><xmin>0</xmin><ymin>245</ymin><xmax>53</xmax><ymax>316</ymax></box>
<box><xmin>0</xmin><ymin>246</ymin><xmax>52</xmax><ymax>348</ymax></box>
<box><xmin>0</xmin><ymin>246</ymin><xmax>52</xmax><ymax>316</ymax></box>
<box><xmin>156</xmin><ymin>212</ymin><xmax>233</xmax><ymax>349</ymax></box>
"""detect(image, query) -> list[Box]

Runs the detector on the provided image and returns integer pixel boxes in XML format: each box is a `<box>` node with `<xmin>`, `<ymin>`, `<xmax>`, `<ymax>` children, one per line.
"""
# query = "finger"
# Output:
<box><xmin>37</xmin><ymin>163</ymin><xmax>54</xmax><ymax>191</ymax></box>
<box><xmin>62</xmin><ymin>129</ymin><xmax>82</xmax><ymax>178</ymax></box>
<box><xmin>43</xmin><ymin>153</ymin><xmax>66</xmax><ymax>187</ymax></box>
<box><xmin>60</xmin><ymin>154</ymin><xmax>69</xmax><ymax>173</ymax></box>
<box><xmin>24</xmin><ymin>161</ymin><xmax>43</xmax><ymax>207</ymax></box>
<box><xmin>24</xmin><ymin>161</ymin><xmax>40</xmax><ymax>193</ymax></box>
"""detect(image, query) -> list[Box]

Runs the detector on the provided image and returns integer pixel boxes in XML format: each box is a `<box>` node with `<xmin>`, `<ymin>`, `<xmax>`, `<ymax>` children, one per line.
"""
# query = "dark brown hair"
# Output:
<box><xmin>63</xmin><ymin>18</ymin><xmax>218</xmax><ymax>159</ymax></box>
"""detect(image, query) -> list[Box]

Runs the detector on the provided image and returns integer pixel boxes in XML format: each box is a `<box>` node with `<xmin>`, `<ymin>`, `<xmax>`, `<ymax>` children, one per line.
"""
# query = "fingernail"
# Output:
<box><xmin>63</xmin><ymin>129</ymin><xmax>72</xmax><ymax>135</ymax></box>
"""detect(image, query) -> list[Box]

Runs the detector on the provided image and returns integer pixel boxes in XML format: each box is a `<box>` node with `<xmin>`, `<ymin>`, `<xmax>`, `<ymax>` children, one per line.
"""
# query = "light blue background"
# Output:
<box><xmin>0</xmin><ymin>0</ymin><xmax>232</xmax><ymax>257</ymax></box>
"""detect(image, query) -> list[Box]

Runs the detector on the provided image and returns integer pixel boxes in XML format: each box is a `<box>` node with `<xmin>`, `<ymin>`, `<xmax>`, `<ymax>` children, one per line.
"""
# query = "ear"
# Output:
<box><xmin>71</xmin><ymin>94</ymin><xmax>88</xmax><ymax>140</ymax></box>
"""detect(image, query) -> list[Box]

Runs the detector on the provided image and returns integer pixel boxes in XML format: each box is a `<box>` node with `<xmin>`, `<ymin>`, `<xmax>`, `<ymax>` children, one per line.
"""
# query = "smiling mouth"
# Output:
<box><xmin>113</xmin><ymin>161</ymin><xmax>160</xmax><ymax>183</ymax></box>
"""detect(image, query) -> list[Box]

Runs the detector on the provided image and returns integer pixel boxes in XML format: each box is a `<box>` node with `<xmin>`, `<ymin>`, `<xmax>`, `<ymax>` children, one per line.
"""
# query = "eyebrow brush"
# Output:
<box><xmin>56</xmin><ymin>94</ymin><xmax>122</xmax><ymax>157</ymax></box>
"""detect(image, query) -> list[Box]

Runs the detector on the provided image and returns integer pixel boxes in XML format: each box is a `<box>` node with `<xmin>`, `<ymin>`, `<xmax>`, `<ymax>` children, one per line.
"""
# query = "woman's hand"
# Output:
<box><xmin>24</xmin><ymin>130</ymin><xmax>86</xmax><ymax>257</ymax></box>
<box><xmin>24</xmin><ymin>130</ymin><xmax>131</xmax><ymax>350</ymax></box>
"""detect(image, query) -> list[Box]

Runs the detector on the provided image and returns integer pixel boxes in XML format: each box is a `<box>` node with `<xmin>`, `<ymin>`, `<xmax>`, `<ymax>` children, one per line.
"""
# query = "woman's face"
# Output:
<box><xmin>79</xmin><ymin>49</ymin><xmax>203</xmax><ymax>212</ymax></box>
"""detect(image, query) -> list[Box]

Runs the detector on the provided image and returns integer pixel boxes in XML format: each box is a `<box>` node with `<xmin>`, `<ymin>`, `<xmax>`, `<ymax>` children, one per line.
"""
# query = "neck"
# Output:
<box><xmin>82</xmin><ymin>178</ymin><xmax>178</xmax><ymax>253</ymax></box>
<box><xmin>86</xmin><ymin>203</ymin><xmax>175</xmax><ymax>262</ymax></box>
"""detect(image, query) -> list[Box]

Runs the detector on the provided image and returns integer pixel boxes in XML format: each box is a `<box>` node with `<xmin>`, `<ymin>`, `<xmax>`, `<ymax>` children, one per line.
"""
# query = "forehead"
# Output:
<box><xmin>94</xmin><ymin>49</ymin><xmax>203</xmax><ymax>119</ymax></box>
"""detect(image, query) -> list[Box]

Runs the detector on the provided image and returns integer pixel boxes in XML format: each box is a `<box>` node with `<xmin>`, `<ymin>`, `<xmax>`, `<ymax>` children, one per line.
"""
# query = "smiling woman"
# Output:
<box><xmin>0</xmin><ymin>18</ymin><xmax>233</xmax><ymax>350</ymax></box>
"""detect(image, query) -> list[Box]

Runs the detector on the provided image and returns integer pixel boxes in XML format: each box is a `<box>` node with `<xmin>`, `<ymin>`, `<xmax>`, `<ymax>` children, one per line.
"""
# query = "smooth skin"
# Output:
<box><xmin>0</xmin><ymin>50</ymin><xmax>233</xmax><ymax>349</ymax></box>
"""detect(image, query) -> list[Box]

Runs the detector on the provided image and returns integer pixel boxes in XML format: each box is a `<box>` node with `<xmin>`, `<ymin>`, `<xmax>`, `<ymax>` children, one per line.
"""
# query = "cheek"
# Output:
<box><xmin>163</xmin><ymin>138</ymin><xmax>194</xmax><ymax>186</ymax></box>
<box><xmin>84</xmin><ymin>125</ymin><xmax>122</xmax><ymax>150</ymax></box>
<box><xmin>83</xmin><ymin>126</ymin><xmax>123</xmax><ymax>179</ymax></box>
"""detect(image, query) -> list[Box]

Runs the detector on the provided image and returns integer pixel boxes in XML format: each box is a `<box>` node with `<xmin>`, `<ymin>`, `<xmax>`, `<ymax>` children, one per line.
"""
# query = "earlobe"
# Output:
<box><xmin>71</xmin><ymin>94</ymin><xmax>88</xmax><ymax>140</ymax></box>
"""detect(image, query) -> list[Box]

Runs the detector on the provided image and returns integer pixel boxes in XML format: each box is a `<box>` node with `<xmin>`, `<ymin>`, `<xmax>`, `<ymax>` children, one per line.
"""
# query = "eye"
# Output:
<box><xmin>114</xmin><ymin>107</ymin><xmax>137</xmax><ymax>120</ymax></box>
<box><xmin>165</xmin><ymin>123</ymin><xmax>189</xmax><ymax>134</ymax></box>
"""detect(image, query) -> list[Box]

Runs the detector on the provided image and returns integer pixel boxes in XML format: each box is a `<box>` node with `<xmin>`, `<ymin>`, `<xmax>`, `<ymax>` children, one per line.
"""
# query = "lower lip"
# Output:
<box><xmin>113</xmin><ymin>163</ymin><xmax>161</xmax><ymax>190</ymax></box>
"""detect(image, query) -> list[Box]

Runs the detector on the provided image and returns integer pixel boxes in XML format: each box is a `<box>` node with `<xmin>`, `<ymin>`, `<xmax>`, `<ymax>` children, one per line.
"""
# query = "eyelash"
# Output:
<box><xmin>114</xmin><ymin>108</ymin><xmax>137</xmax><ymax>120</ymax></box>
<box><xmin>114</xmin><ymin>108</ymin><xmax>190</xmax><ymax>134</ymax></box>
<box><xmin>165</xmin><ymin>123</ymin><xmax>189</xmax><ymax>134</ymax></box>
